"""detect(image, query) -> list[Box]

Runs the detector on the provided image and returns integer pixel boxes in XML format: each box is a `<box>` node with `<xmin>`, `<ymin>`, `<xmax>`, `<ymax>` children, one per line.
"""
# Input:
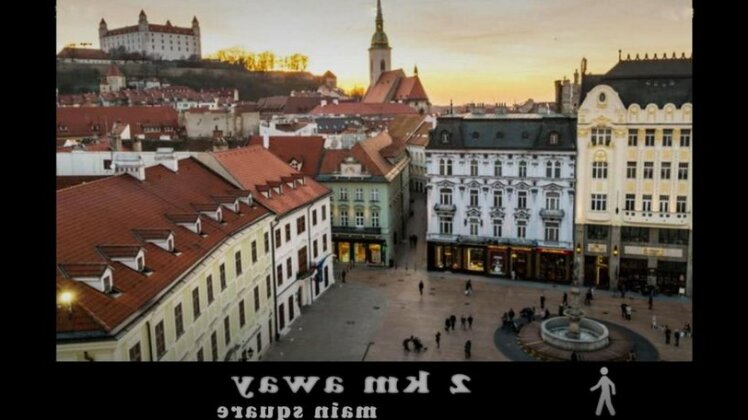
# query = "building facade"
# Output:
<box><xmin>57</xmin><ymin>158</ymin><xmax>275</xmax><ymax>361</ymax></box>
<box><xmin>575</xmin><ymin>53</ymin><xmax>693</xmax><ymax>296</ymax></box>
<box><xmin>426</xmin><ymin>114</ymin><xmax>577</xmax><ymax>282</ymax></box>
<box><xmin>99</xmin><ymin>10</ymin><xmax>201</xmax><ymax>61</ymax></box>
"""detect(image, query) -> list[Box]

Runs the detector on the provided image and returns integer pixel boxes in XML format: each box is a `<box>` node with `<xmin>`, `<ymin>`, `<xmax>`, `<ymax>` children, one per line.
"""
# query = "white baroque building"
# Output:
<box><xmin>99</xmin><ymin>10</ymin><xmax>201</xmax><ymax>61</ymax></box>
<box><xmin>425</xmin><ymin>113</ymin><xmax>577</xmax><ymax>283</ymax></box>
<box><xmin>575</xmin><ymin>53</ymin><xmax>693</xmax><ymax>296</ymax></box>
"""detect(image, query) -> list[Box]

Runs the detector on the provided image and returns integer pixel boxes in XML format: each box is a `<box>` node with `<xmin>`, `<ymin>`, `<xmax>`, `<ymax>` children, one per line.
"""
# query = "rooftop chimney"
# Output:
<box><xmin>155</xmin><ymin>147</ymin><xmax>178</xmax><ymax>172</ymax></box>
<box><xmin>114</xmin><ymin>154</ymin><xmax>146</xmax><ymax>181</ymax></box>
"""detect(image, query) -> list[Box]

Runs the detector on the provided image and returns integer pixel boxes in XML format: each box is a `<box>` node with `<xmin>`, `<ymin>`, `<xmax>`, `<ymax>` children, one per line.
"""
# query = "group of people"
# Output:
<box><xmin>444</xmin><ymin>314</ymin><xmax>474</xmax><ymax>331</ymax></box>
<box><xmin>663</xmin><ymin>323</ymin><xmax>691</xmax><ymax>347</ymax></box>
<box><xmin>402</xmin><ymin>336</ymin><xmax>427</xmax><ymax>352</ymax></box>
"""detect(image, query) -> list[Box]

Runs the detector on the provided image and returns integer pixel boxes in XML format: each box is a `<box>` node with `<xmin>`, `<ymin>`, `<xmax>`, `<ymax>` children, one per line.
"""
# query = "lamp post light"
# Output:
<box><xmin>59</xmin><ymin>291</ymin><xmax>74</xmax><ymax>319</ymax></box>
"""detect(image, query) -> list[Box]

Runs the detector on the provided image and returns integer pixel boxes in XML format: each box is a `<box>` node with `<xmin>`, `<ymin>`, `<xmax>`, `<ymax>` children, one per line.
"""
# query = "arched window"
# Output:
<box><xmin>494</xmin><ymin>160</ymin><xmax>502</xmax><ymax>177</ymax></box>
<box><xmin>519</xmin><ymin>161</ymin><xmax>527</xmax><ymax>178</ymax></box>
<box><xmin>380</xmin><ymin>59</ymin><xmax>386</xmax><ymax>71</ymax></box>
<box><xmin>470</xmin><ymin>160</ymin><xmax>478</xmax><ymax>176</ymax></box>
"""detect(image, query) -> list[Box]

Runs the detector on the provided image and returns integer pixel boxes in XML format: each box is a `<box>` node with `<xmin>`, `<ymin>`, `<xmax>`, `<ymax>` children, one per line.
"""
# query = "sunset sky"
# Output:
<box><xmin>57</xmin><ymin>0</ymin><xmax>692</xmax><ymax>105</ymax></box>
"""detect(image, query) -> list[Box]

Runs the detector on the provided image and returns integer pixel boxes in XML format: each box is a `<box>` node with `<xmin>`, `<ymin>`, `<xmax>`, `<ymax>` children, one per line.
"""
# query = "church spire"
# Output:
<box><xmin>376</xmin><ymin>0</ymin><xmax>383</xmax><ymax>31</ymax></box>
<box><xmin>370</xmin><ymin>0</ymin><xmax>390</xmax><ymax>49</ymax></box>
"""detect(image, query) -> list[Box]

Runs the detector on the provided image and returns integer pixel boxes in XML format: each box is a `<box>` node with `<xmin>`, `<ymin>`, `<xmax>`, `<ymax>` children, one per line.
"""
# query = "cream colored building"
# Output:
<box><xmin>575</xmin><ymin>54</ymin><xmax>692</xmax><ymax>296</ymax></box>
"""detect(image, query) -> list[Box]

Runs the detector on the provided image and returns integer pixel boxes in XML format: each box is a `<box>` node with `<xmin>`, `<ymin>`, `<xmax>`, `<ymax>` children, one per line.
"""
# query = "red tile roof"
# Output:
<box><xmin>247</xmin><ymin>136</ymin><xmax>326</xmax><ymax>177</ymax></box>
<box><xmin>318</xmin><ymin>132</ymin><xmax>396</xmax><ymax>177</ymax></box>
<box><xmin>310</xmin><ymin>102</ymin><xmax>417</xmax><ymax>117</ymax></box>
<box><xmin>57</xmin><ymin>47</ymin><xmax>109</xmax><ymax>60</ymax></box>
<box><xmin>394</xmin><ymin>76</ymin><xmax>429</xmax><ymax>101</ymax></box>
<box><xmin>202</xmin><ymin>146</ymin><xmax>331</xmax><ymax>216</ymax></box>
<box><xmin>97</xmin><ymin>245</ymin><xmax>143</xmax><ymax>259</ymax></box>
<box><xmin>56</xmin><ymin>106</ymin><xmax>179</xmax><ymax>139</ymax></box>
<box><xmin>57</xmin><ymin>176</ymin><xmax>111</xmax><ymax>190</ymax></box>
<box><xmin>106</xmin><ymin>65</ymin><xmax>123</xmax><ymax>77</ymax></box>
<box><xmin>406</xmin><ymin>121</ymin><xmax>432</xmax><ymax>147</ymax></box>
<box><xmin>363</xmin><ymin>70</ymin><xmax>406</xmax><ymax>103</ymax></box>
<box><xmin>56</xmin><ymin>158</ymin><xmax>272</xmax><ymax>335</ymax></box>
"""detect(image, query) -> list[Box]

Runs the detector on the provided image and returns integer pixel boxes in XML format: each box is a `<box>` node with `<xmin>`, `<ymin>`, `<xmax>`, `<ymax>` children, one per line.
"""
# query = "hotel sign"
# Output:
<box><xmin>587</xmin><ymin>243</ymin><xmax>607</xmax><ymax>254</ymax></box>
<box><xmin>625</xmin><ymin>246</ymin><xmax>683</xmax><ymax>258</ymax></box>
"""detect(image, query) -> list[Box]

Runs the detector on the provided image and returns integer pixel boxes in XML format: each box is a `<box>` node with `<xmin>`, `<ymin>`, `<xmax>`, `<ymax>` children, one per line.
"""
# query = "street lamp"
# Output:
<box><xmin>575</xmin><ymin>243</ymin><xmax>582</xmax><ymax>254</ymax></box>
<box><xmin>613</xmin><ymin>245</ymin><xmax>619</xmax><ymax>257</ymax></box>
<box><xmin>59</xmin><ymin>291</ymin><xmax>74</xmax><ymax>318</ymax></box>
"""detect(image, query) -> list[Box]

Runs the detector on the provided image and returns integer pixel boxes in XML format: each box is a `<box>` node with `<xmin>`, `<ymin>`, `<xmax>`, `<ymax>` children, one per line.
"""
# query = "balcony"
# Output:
<box><xmin>332</xmin><ymin>226</ymin><xmax>382</xmax><ymax>235</ymax></box>
<box><xmin>622</xmin><ymin>211</ymin><xmax>690</xmax><ymax>226</ymax></box>
<box><xmin>433</xmin><ymin>203</ymin><xmax>457</xmax><ymax>213</ymax></box>
<box><xmin>539</xmin><ymin>209</ymin><xmax>566</xmax><ymax>220</ymax></box>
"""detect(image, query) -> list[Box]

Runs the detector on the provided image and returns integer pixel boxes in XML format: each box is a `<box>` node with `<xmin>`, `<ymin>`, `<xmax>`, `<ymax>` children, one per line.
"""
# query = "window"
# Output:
<box><xmin>288</xmin><ymin>296</ymin><xmax>295</xmax><ymax>321</ymax></box>
<box><xmin>554</xmin><ymin>162</ymin><xmax>561</xmax><ymax>178</ymax></box>
<box><xmin>678</xmin><ymin>163</ymin><xmax>689</xmax><ymax>180</ymax></box>
<box><xmin>592</xmin><ymin>162</ymin><xmax>608</xmax><ymax>179</ymax></box>
<box><xmin>659</xmin><ymin>195</ymin><xmax>669</xmax><ymax>213</ymax></box>
<box><xmin>659</xmin><ymin>228</ymin><xmax>689</xmax><ymax>245</ymax></box>
<box><xmin>339</xmin><ymin>188</ymin><xmax>348</xmax><ymax>201</ymax></box>
<box><xmin>545</xmin><ymin>192</ymin><xmax>559</xmax><ymax>210</ymax></box>
<box><xmin>470</xmin><ymin>189</ymin><xmax>479</xmax><ymax>207</ymax></box>
<box><xmin>625</xmin><ymin>161</ymin><xmax>636</xmax><ymax>179</ymax></box>
<box><xmin>211</xmin><ymin>331</ymin><xmax>218</xmax><ymax>361</ymax></box>
<box><xmin>275</xmin><ymin>228</ymin><xmax>282</xmax><ymax>248</ymax></box>
<box><xmin>370</xmin><ymin>189</ymin><xmax>379</xmax><ymax>201</ymax></box>
<box><xmin>276</xmin><ymin>264</ymin><xmax>283</xmax><ymax>287</ymax></box>
<box><xmin>658</xmin><ymin>162</ymin><xmax>671</xmax><ymax>180</ymax></box>
<box><xmin>545</xmin><ymin>222</ymin><xmax>559</xmax><ymax>242</ymax></box>
<box><xmin>591</xmin><ymin>128</ymin><xmax>612</xmax><ymax>146</ymax></box>
<box><xmin>155</xmin><ymin>321</ymin><xmax>166</xmax><ymax>359</ymax></box>
<box><xmin>470</xmin><ymin>160</ymin><xmax>478</xmax><ymax>176</ymax></box>
<box><xmin>643</xmin><ymin>162</ymin><xmax>654</xmax><ymax>179</ymax></box>
<box><xmin>549</xmin><ymin>132</ymin><xmax>559</xmax><ymax>145</ymax></box>
<box><xmin>439</xmin><ymin>217</ymin><xmax>452</xmax><ymax>234</ymax></box>
<box><xmin>355</xmin><ymin>188</ymin><xmax>364</xmax><ymax>201</ymax></box>
<box><xmin>622</xmin><ymin>226</ymin><xmax>649</xmax><ymax>243</ymax></box>
<box><xmin>264</xmin><ymin>232</ymin><xmax>269</xmax><ymax>254</ymax></box>
<box><xmin>372</xmin><ymin>211</ymin><xmax>380</xmax><ymax>227</ymax></box>
<box><xmin>287</xmin><ymin>258</ymin><xmax>293</xmax><ymax>280</ymax></box>
<box><xmin>224</xmin><ymin>316</ymin><xmax>231</xmax><ymax>345</ymax></box>
<box><xmin>298</xmin><ymin>247</ymin><xmax>308</xmax><ymax>275</ymax></box>
<box><xmin>297</xmin><ymin>216</ymin><xmax>306</xmax><ymax>234</ymax></box>
<box><xmin>587</xmin><ymin>225</ymin><xmax>608</xmax><ymax>240</ymax></box>
<box><xmin>546</xmin><ymin>161</ymin><xmax>553</xmax><ymax>178</ymax></box>
<box><xmin>676</xmin><ymin>196</ymin><xmax>687</xmax><ymax>214</ymax></box>
<box><xmin>645</xmin><ymin>129</ymin><xmax>655</xmax><ymax>146</ymax></box>
<box><xmin>680</xmin><ymin>129</ymin><xmax>691</xmax><ymax>147</ymax></box>
<box><xmin>313</xmin><ymin>240</ymin><xmax>319</xmax><ymax>258</ymax></box>
<box><xmin>340</xmin><ymin>210</ymin><xmax>349</xmax><ymax>227</ymax></box>
<box><xmin>625</xmin><ymin>194</ymin><xmax>635</xmax><ymax>211</ymax></box>
<box><xmin>323</xmin><ymin>234</ymin><xmax>328</xmax><ymax>252</ymax></box>
<box><xmin>192</xmin><ymin>288</ymin><xmax>201</xmax><ymax>320</ymax></box>
<box><xmin>494</xmin><ymin>161</ymin><xmax>502</xmax><ymax>177</ymax></box>
<box><xmin>591</xmin><ymin>194</ymin><xmax>607</xmax><ymax>211</ymax></box>
<box><xmin>519</xmin><ymin>161</ymin><xmax>527</xmax><ymax>178</ymax></box>
<box><xmin>174</xmin><ymin>303</ymin><xmax>184</xmax><ymax>339</ymax></box>
<box><xmin>517</xmin><ymin>191</ymin><xmax>527</xmax><ymax>209</ymax></box>
<box><xmin>440</xmin><ymin>188</ymin><xmax>452</xmax><ymax>205</ymax></box>
<box><xmin>662</xmin><ymin>129</ymin><xmax>673</xmax><ymax>147</ymax></box>
<box><xmin>493</xmin><ymin>220</ymin><xmax>502</xmax><ymax>237</ymax></box>
<box><xmin>206</xmin><ymin>275</ymin><xmax>214</xmax><ymax>305</ymax></box>
<box><xmin>642</xmin><ymin>195</ymin><xmax>653</xmax><ymax>212</ymax></box>
<box><xmin>493</xmin><ymin>190</ymin><xmax>503</xmax><ymax>208</ymax></box>
<box><xmin>235</xmin><ymin>251</ymin><xmax>242</xmax><ymax>276</ymax></box>
<box><xmin>628</xmin><ymin>129</ymin><xmax>638</xmax><ymax>146</ymax></box>
<box><xmin>517</xmin><ymin>221</ymin><xmax>527</xmax><ymax>238</ymax></box>
<box><xmin>469</xmin><ymin>220</ymin><xmax>479</xmax><ymax>236</ymax></box>
<box><xmin>129</xmin><ymin>342</ymin><xmax>142</xmax><ymax>361</ymax></box>
<box><xmin>439</xmin><ymin>159</ymin><xmax>453</xmax><ymax>175</ymax></box>
<box><xmin>355</xmin><ymin>211</ymin><xmax>364</xmax><ymax>227</ymax></box>
<box><xmin>104</xmin><ymin>159</ymin><xmax>113</xmax><ymax>170</ymax></box>
<box><xmin>285</xmin><ymin>224</ymin><xmax>291</xmax><ymax>242</ymax></box>
<box><xmin>239</xmin><ymin>300</ymin><xmax>246</xmax><ymax>328</ymax></box>
<box><xmin>251</xmin><ymin>241</ymin><xmax>258</xmax><ymax>263</ymax></box>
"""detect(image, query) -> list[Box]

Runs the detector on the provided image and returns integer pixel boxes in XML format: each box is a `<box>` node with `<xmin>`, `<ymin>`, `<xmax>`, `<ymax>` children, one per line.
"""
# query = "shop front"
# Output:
<box><xmin>429</xmin><ymin>242</ymin><xmax>539</xmax><ymax>281</ymax></box>
<box><xmin>584</xmin><ymin>255</ymin><xmax>610</xmax><ymax>289</ymax></box>
<box><xmin>334</xmin><ymin>238</ymin><xmax>386</xmax><ymax>265</ymax></box>
<box><xmin>656</xmin><ymin>260</ymin><xmax>687</xmax><ymax>295</ymax></box>
<box><xmin>430</xmin><ymin>243</ymin><xmax>488</xmax><ymax>273</ymax></box>
<box><xmin>619</xmin><ymin>257</ymin><xmax>648</xmax><ymax>292</ymax></box>
<box><xmin>487</xmin><ymin>246</ymin><xmax>509</xmax><ymax>276</ymax></box>
<box><xmin>538</xmin><ymin>249</ymin><xmax>572</xmax><ymax>283</ymax></box>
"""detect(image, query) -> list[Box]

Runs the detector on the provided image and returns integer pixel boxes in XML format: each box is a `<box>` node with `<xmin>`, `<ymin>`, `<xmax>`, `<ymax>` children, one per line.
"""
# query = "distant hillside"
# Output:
<box><xmin>56</xmin><ymin>61</ymin><xmax>323</xmax><ymax>100</ymax></box>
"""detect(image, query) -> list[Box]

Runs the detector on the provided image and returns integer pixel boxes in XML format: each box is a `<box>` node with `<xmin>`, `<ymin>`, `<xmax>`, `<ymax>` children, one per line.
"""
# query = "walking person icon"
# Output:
<box><xmin>590</xmin><ymin>367</ymin><xmax>616</xmax><ymax>416</ymax></box>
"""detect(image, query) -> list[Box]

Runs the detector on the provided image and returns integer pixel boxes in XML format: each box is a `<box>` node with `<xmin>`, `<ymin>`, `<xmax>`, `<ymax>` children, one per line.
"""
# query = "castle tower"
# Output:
<box><xmin>99</xmin><ymin>18</ymin><xmax>108</xmax><ymax>39</ymax></box>
<box><xmin>138</xmin><ymin>10</ymin><xmax>148</xmax><ymax>31</ymax></box>
<box><xmin>369</xmin><ymin>0</ymin><xmax>391</xmax><ymax>87</ymax></box>
<box><xmin>192</xmin><ymin>16</ymin><xmax>201</xmax><ymax>58</ymax></box>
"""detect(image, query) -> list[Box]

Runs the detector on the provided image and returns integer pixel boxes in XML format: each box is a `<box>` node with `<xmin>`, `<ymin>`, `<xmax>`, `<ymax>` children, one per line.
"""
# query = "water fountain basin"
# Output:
<box><xmin>540</xmin><ymin>317</ymin><xmax>610</xmax><ymax>352</ymax></box>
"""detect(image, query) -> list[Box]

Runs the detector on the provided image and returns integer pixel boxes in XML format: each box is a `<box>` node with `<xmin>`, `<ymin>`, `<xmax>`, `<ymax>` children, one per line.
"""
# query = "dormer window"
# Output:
<box><xmin>132</xmin><ymin>229</ymin><xmax>175</xmax><ymax>253</ymax></box>
<box><xmin>440</xmin><ymin>130</ymin><xmax>451</xmax><ymax>144</ymax></box>
<box><xmin>549</xmin><ymin>132</ymin><xmax>559</xmax><ymax>145</ymax></box>
<box><xmin>167</xmin><ymin>214</ymin><xmax>202</xmax><ymax>234</ymax></box>
<box><xmin>167</xmin><ymin>237</ymin><xmax>174</xmax><ymax>252</ymax></box>
<box><xmin>103</xmin><ymin>275</ymin><xmax>113</xmax><ymax>293</ymax></box>
<box><xmin>59</xmin><ymin>264</ymin><xmax>115</xmax><ymax>294</ymax></box>
<box><xmin>193</xmin><ymin>204</ymin><xmax>222</xmax><ymax>222</ymax></box>
<box><xmin>97</xmin><ymin>245</ymin><xmax>147</xmax><ymax>273</ymax></box>
<box><xmin>137</xmin><ymin>256</ymin><xmax>144</xmax><ymax>271</ymax></box>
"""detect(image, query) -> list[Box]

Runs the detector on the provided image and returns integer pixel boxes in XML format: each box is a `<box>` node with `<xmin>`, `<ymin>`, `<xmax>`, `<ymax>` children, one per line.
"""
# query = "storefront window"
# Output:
<box><xmin>488</xmin><ymin>248</ymin><xmax>507</xmax><ymax>275</ymax></box>
<box><xmin>465</xmin><ymin>247</ymin><xmax>485</xmax><ymax>272</ymax></box>
<box><xmin>354</xmin><ymin>243</ymin><xmax>366</xmax><ymax>263</ymax></box>
<box><xmin>338</xmin><ymin>242</ymin><xmax>350</xmax><ymax>263</ymax></box>
<box><xmin>369</xmin><ymin>244</ymin><xmax>382</xmax><ymax>264</ymax></box>
<box><xmin>435</xmin><ymin>246</ymin><xmax>445</xmax><ymax>268</ymax></box>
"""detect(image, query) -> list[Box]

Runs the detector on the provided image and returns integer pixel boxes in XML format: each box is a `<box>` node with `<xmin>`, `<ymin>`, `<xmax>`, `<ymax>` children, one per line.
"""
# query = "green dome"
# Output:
<box><xmin>371</xmin><ymin>31</ymin><xmax>390</xmax><ymax>48</ymax></box>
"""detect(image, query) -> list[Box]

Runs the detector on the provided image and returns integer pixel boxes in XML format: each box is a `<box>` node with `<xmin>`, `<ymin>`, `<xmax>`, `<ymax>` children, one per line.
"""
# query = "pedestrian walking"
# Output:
<box><xmin>465</xmin><ymin>279</ymin><xmax>473</xmax><ymax>296</ymax></box>
<box><xmin>648</xmin><ymin>294</ymin><xmax>653</xmax><ymax>310</ymax></box>
<box><xmin>450</xmin><ymin>314</ymin><xmax>457</xmax><ymax>331</ymax></box>
<box><xmin>651</xmin><ymin>314</ymin><xmax>657</xmax><ymax>329</ymax></box>
<box><xmin>558</xmin><ymin>304</ymin><xmax>565</xmax><ymax>317</ymax></box>
<box><xmin>665</xmin><ymin>326</ymin><xmax>672</xmax><ymax>345</ymax></box>
<box><xmin>435</xmin><ymin>332</ymin><xmax>441</xmax><ymax>349</ymax></box>
<box><xmin>674</xmin><ymin>330</ymin><xmax>680</xmax><ymax>347</ymax></box>
<box><xmin>467</xmin><ymin>315</ymin><xmax>474</xmax><ymax>329</ymax></box>
<box><xmin>418</xmin><ymin>280</ymin><xmax>424</xmax><ymax>296</ymax></box>
<box><xmin>508</xmin><ymin>308</ymin><xmax>515</xmax><ymax>321</ymax></box>
<box><xmin>563</xmin><ymin>292</ymin><xmax>568</xmax><ymax>306</ymax></box>
<box><xmin>625</xmin><ymin>305</ymin><xmax>632</xmax><ymax>320</ymax></box>
<box><xmin>460</xmin><ymin>315</ymin><xmax>467</xmax><ymax>330</ymax></box>
<box><xmin>620</xmin><ymin>303</ymin><xmax>627</xmax><ymax>319</ymax></box>
<box><xmin>540</xmin><ymin>294</ymin><xmax>546</xmax><ymax>310</ymax></box>
<box><xmin>464</xmin><ymin>340</ymin><xmax>472</xmax><ymax>359</ymax></box>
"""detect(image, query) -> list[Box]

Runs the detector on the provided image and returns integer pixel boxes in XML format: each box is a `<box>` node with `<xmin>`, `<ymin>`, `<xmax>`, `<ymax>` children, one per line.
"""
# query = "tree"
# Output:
<box><xmin>347</xmin><ymin>85</ymin><xmax>365</xmax><ymax>100</ymax></box>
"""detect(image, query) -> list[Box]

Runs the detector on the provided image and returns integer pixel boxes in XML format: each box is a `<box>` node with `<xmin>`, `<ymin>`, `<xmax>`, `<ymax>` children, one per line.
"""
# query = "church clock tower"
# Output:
<box><xmin>369</xmin><ymin>0</ymin><xmax>392</xmax><ymax>87</ymax></box>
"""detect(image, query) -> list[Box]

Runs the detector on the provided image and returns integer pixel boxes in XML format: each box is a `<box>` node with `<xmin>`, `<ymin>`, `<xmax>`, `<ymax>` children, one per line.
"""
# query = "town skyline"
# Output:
<box><xmin>57</xmin><ymin>0</ymin><xmax>692</xmax><ymax>105</ymax></box>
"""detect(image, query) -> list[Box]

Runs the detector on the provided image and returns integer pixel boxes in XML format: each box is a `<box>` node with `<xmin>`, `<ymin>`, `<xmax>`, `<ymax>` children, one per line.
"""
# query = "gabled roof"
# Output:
<box><xmin>198</xmin><ymin>146</ymin><xmax>330</xmax><ymax>216</ymax></box>
<box><xmin>56</xmin><ymin>106</ymin><xmax>179</xmax><ymax>138</ymax></box>
<box><xmin>57</xmin><ymin>159</ymin><xmax>271</xmax><ymax>336</ymax></box>
<box><xmin>394</xmin><ymin>76</ymin><xmax>429</xmax><ymax>101</ymax></box>
<box><xmin>318</xmin><ymin>132</ymin><xmax>397</xmax><ymax>178</ymax></box>
<box><xmin>363</xmin><ymin>69</ymin><xmax>406</xmax><ymax>103</ymax></box>
<box><xmin>246</xmin><ymin>136</ymin><xmax>326</xmax><ymax>177</ymax></box>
